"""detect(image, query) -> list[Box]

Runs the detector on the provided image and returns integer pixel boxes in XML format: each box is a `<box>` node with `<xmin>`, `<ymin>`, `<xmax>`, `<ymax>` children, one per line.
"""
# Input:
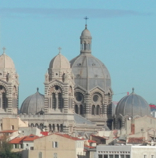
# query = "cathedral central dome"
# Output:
<box><xmin>70</xmin><ymin>24</ymin><xmax>111</xmax><ymax>92</ymax></box>
<box><xmin>70</xmin><ymin>53</ymin><xmax>111</xmax><ymax>92</ymax></box>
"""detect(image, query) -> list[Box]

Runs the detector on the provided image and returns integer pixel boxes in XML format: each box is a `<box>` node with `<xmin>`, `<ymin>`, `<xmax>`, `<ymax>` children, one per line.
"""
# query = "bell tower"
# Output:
<box><xmin>44</xmin><ymin>48</ymin><xmax>74</xmax><ymax>114</ymax></box>
<box><xmin>0</xmin><ymin>47</ymin><xmax>19</xmax><ymax>114</ymax></box>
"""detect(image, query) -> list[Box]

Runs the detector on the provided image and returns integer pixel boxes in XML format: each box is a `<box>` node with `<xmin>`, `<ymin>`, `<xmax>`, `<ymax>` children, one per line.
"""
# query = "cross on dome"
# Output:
<box><xmin>84</xmin><ymin>16</ymin><xmax>89</xmax><ymax>25</ymax></box>
<box><xmin>132</xmin><ymin>88</ymin><xmax>134</xmax><ymax>93</ymax></box>
<box><xmin>2</xmin><ymin>47</ymin><xmax>6</xmax><ymax>54</ymax></box>
<box><xmin>84</xmin><ymin>16</ymin><xmax>89</xmax><ymax>29</ymax></box>
<box><xmin>58</xmin><ymin>47</ymin><xmax>62</xmax><ymax>54</ymax></box>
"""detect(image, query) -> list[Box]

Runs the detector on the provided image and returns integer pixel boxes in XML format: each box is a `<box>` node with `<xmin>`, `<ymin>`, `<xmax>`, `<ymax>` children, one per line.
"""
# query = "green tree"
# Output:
<box><xmin>0</xmin><ymin>134</ymin><xmax>21</xmax><ymax>158</ymax></box>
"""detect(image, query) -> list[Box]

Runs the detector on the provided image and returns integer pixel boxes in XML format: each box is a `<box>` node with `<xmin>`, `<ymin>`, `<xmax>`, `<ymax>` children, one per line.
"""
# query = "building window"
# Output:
<box><xmin>126</xmin><ymin>155</ymin><xmax>130</xmax><ymax>158</ymax></box>
<box><xmin>98</xmin><ymin>155</ymin><xmax>102</xmax><ymax>158</ymax></box>
<box><xmin>30</xmin><ymin>147</ymin><xmax>34</xmax><ymax>150</ymax></box>
<box><xmin>52</xmin><ymin>141</ymin><xmax>58</xmax><ymax>148</ymax></box>
<box><xmin>104</xmin><ymin>155</ymin><xmax>108</xmax><ymax>158</ymax></box>
<box><xmin>115</xmin><ymin>155</ymin><xmax>119</xmax><ymax>158</ymax></box>
<box><xmin>39</xmin><ymin>152</ymin><xmax>42</xmax><ymax>158</ymax></box>
<box><xmin>11</xmin><ymin>125</ymin><xmax>14</xmax><ymax>130</ymax></box>
<box><xmin>144</xmin><ymin>155</ymin><xmax>147</xmax><ymax>158</ymax></box>
<box><xmin>54</xmin><ymin>153</ymin><xmax>57</xmax><ymax>158</ymax></box>
<box><xmin>15</xmin><ymin>144</ymin><xmax>18</xmax><ymax>148</ymax></box>
<box><xmin>109</xmin><ymin>155</ymin><xmax>113</xmax><ymax>158</ymax></box>
<box><xmin>151</xmin><ymin>155</ymin><xmax>154</xmax><ymax>158</ymax></box>
<box><xmin>20</xmin><ymin>144</ymin><xmax>23</xmax><ymax>149</ymax></box>
<box><xmin>121</xmin><ymin>155</ymin><xmax>124</xmax><ymax>158</ymax></box>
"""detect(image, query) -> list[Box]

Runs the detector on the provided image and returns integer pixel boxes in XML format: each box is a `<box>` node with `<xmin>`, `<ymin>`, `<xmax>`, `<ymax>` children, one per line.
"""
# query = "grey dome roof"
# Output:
<box><xmin>20</xmin><ymin>89</ymin><xmax>44</xmax><ymax>114</ymax></box>
<box><xmin>70</xmin><ymin>53</ymin><xmax>111</xmax><ymax>92</ymax></box>
<box><xmin>81</xmin><ymin>25</ymin><xmax>91</xmax><ymax>37</ymax></box>
<box><xmin>49</xmin><ymin>53</ymin><xmax>70</xmax><ymax>69</ymax></box>
<box><xmin>115</xmin><ymin>90</ymin><xmax>151</xmax><ymax>118</ymax></box>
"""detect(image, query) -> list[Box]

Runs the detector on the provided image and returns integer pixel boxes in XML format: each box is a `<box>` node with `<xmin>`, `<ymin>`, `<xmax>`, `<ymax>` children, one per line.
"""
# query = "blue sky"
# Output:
<box><xmin>0</xmin><ymin>0</ymin><xmax>156</xmax><ymax>106</ymax></box>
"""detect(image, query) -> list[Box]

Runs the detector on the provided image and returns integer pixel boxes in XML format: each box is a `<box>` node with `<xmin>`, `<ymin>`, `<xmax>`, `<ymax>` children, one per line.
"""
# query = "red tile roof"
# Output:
<box><xmin>55</xmin><ymin>133</ymin><xmax>84</xmax><ymax>141</ymax></box>
<box><xmin>84</xmin><ymin>145</ymin><xmax>96</xmax><ymax>149</ymax></box>
<box><xmin>9</xmin><ymin>136</ymin><xmax>26</xmax><ymax>144</ymax></box>
<box><xmin>128</xmin><ymin>137</ymin><xmax>144</xmax><ymax>144</ymax></box>
<box><xmin>23</xmin><ymin>134</ymin><xmax>39</xmax><ymax>141</ymax></box>
<box><xmin>0</xmin><ymin>130</ymin><xmax>17</xmax><ymax>133</ymax></box>
<box><xmin>88</xmin><ymin>140</ymin><xmax>96</xmax><ymax>143</ymax></box>
<box><xmin>9</xmin><ymin>134</ymin><xmax>39</xmax><ymax>144</ymax></box>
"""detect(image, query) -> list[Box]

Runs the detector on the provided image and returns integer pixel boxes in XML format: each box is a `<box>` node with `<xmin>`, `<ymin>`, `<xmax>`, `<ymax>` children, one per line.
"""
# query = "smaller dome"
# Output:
<box><xmin>115</xmin><ymin>89</ymin><xmax>151</xmax><ymax>118</ymax></box>
<box><xmin>81</xmin><ymin>25</ymin><xmax>92</xmax><ymax>37</ymax></box>
<box><xmin>0</xmin><ymin>53</ymin><xmax>15</xmax><ymax>69</ymax></box>
<box><xmin>20</xmin><ymin>89</ymin><xmax>44</xmax><ymax>114</ymax></box>
<box><xmin>49</xmin><ymin>53</ymin><xmax>70</xmax><ymax>69</ymax></box>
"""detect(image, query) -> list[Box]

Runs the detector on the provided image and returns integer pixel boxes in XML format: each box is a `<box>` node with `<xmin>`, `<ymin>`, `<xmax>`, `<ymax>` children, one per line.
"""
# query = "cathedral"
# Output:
<box><xmin>0</xmin><ymin>23</ymin><xmax>152</xmax><ymax>137</ymax></box>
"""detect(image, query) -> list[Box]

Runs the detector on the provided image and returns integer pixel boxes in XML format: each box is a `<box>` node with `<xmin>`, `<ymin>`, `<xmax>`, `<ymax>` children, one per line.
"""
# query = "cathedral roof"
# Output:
<box><xmin>20</xmin><ymin>88</ymin><xmax>44</xmax><ymax>115</ymax></box>
<box><xmin>70</xmin><ymin>53</ymin><xmax>111</xmax><ymax>92</ymax></box>
<box><xmin>115</xmin><ymin>89</ymin><xmax>151</xmax><ymax>118</ymax></box>
<box><xmin>0</xmin><ymin>51</ymin><xmax>15</xmax><ymax>70</ymax></box>
<box><xmin>49</xmin><ymin>53</ymin><xmax>70</xmax><ymax>69</ymax></box>
<box><xmin>74</xmin><ymin>114</ymin><xmax>95</xmax><ymax>125</ymax></box>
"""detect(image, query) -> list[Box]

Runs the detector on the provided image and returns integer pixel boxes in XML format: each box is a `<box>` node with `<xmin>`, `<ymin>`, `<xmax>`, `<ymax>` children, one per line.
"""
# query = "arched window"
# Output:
<box><xmin>52</xmin><ymin>93</ymin><xmax>56</xmax><ymax>109</ymax></box>
<box><xmin>0</xmin><ymin>85</ymin><xmax>7</xmax><ymax>110</ymax></box>
<box><xmin>49</xmin><ymin>124</ymin><xmax>51</xmax><ymax>131</ymax></box>
<box><xmin>57</xmin><ymin>124</ymin><xmax>59</xmax><ymax>132</ymax></box>
<box><xmin>58</xmin><ymin>93</ymin><xmax>62</xmax><ymax>109</ymax></box>
<box><xmin>60</xmin><ymin>124</ymin><xmax>63</xmax><ymax>132</ymax></box>
<box><xmin>84</xmin><ymin>42</ymin><xmax>87</xmax><ymax>50</ymax></box>
<box><xmin>31</xmin><ymin>123</ymin><xmax>34</xmax><ymax>127</ymax></box>
<box><xmin>53</xmin><ymin>124</ymin><xmax>55</xmax><ymax>132</ymax></box>
<box><xmin>92</xmin><ymin>105</ymin><xmax>95</xmax><ymax>115</ymax></box>
<box><xmin>80</xmin><ymin>105</ymin><xmax>83</xmax><ymax>115</ymax></box>
<box><xmin>96</xmin><ymin>105</ymin><xmax>100</xmax><ymax>115</ymax></box>
<box><xmin>75</xmin><ymin>105</ymin><xmax>78</xmax><ymax>114</ymax></box>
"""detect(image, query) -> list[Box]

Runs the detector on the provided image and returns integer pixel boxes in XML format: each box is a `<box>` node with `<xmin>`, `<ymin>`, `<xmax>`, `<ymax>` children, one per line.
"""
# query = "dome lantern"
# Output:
<box><xmin>80</xmin><ymin>17</ymin><xmax>92</xmax><ymax>54</ymax></box>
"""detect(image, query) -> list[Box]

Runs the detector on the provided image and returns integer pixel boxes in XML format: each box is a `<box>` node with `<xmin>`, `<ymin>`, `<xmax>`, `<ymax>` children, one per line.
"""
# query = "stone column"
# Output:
<box><xmin>63</xmin><ymin>84</ymin><xmax>69</xmax><ymax>113</ymax></box>
<box><xmin>0</xmin><ymin>93</ymin><xmax>2</xmax><ymax>109</ymax></box>
<box><xmin>44</xmin><ymin>82</ymin><xmax>49</xmax><ymax>114</ymax></box>
<box><xmin>55</xmin><ymin>124</ymin><xmax>58</xmax><ymax>132</ymax></box>
<box><xmin>78</xmin><ymin>105</ymin><xmax>80</xmax><ymax>114</ymax></box>
<box><xmin>85</xmin><ymin>93</ymin><xmax>90</xmax><ymax>118</ymax></box>
<box><xmin>63</xmin><ymin>126</ymin><xmax>69</xmax><ymax>134</ymax></box>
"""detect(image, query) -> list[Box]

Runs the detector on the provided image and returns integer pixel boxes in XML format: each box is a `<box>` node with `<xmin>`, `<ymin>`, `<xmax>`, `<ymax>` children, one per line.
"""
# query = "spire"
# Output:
<box><xmin>84</xmin><ymin>16</ymin><xmax>88</xmax><ymax>29</ymax></box>
<box><xmin>2</xmin><ymin>47</ymin><xmax>6</xmax><ymax>54</ymax></box>
<box><xmin>37</xmin><ymin>87</ymin><xmax>39</xmax><ymax>92</ymax></box>
<box><xmin>58</xmin><ymin>47</ymin><xmax>62</xmax><ymax>54</ymax></box>
<box><xmin>132</xmin><ymin>88</ymin><xmax>134</xmax><ymax>93</ymax></box>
